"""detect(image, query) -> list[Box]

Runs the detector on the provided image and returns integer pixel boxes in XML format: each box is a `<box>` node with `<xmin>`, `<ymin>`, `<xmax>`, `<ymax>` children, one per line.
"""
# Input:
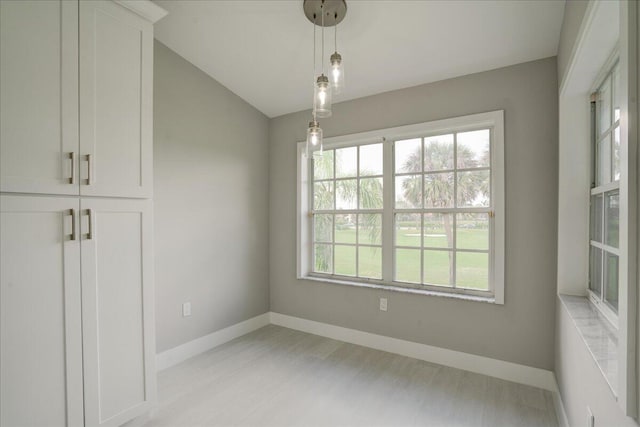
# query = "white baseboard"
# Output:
<box><xmin>156</xmin><ymin>313</ymin><xmax>270</xmax><ymax>371</ymax></box>
<box><xmin>156</xmin><ymin>311</ymin><xmax>560</xmax><ymax>395</ymax></box>
<box><xmin>270</xmin><ymin>312</ymin><xmax>558</xmax><ymax>392</ymax></box>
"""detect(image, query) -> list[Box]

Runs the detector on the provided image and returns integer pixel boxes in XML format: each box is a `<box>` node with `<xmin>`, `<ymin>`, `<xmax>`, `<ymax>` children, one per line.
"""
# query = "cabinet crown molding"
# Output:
<box><xmin>113</xmin><ymin>0</ymin><xmax>168</xmax><ymax>23</ymax></box>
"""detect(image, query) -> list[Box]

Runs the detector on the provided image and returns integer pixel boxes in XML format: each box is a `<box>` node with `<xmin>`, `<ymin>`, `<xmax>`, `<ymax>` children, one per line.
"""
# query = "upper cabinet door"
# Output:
<box><xmin>80</xmin><ymin>1</ymin><xmax>154</xmax><ymax>198</ymax></box>
<box><xmin>1</xmin><ymin>196</ymin><xmax>84</xmax><ymax>427</ymax></box>
<box><xmin>0</xmin><ymin>1</ymin><xmax>79</xmax><ymax>195</ymax></box>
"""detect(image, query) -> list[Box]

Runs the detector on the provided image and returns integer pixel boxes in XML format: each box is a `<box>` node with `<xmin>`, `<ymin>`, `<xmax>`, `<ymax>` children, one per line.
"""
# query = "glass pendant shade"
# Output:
<box><xmin>329</xmin><ymin>52</ymin><xmax>344</xmax><ymax>93</ymax></box>
<box><xmin>306</xmin><ymin>120</ymin><xmax>323</xmax><ymax>156</ymax></box>
<box><xmin>314</xmin><ymin>75</ymin><xmax>332</xmax><ymax>118</ymax></box>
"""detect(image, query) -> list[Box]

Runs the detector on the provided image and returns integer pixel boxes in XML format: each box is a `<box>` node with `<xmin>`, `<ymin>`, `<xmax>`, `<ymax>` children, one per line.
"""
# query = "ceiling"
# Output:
<box><xmin>153</xmin><ymin>1</ymin><xmax>565</xmax><ymax>118</ymax></box>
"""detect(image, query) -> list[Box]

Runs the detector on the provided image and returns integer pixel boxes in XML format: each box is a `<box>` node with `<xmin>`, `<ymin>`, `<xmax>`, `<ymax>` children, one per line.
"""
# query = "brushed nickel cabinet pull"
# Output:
<box><xmin>85</xmin><ymin>209</ymin><xmax>94</xmax><ymax>240</ymax></box>
<box><xmin>85</xmin><ymin>154</ymin><xmax>93</xmax><ymax>185</ymax></box>
<box><xmin>68</xmin><ymin>152</ymin><xmax>76</xmax><ymax>184</ymax></box>
<box><xmin>69</xmin><ymin>209</ymin><xmax>76</xmax><ymax>241</ymax></box>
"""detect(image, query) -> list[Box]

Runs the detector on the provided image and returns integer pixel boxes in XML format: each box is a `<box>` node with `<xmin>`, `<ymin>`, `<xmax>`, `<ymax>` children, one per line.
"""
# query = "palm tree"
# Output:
<box><xmin>401</xmin><ymin>141</ymin><xmax>488</xmax><ymax>284</ymax></box>
<box><xmin>312</xmin><ymin>150</ymin><xmax>383</xmax><ymax>273</ymax></box>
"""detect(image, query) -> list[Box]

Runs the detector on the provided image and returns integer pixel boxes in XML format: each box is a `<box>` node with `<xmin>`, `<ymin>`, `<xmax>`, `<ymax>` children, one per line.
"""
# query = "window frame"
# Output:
<box><xmin>587</xmin><ymin>53</ymin><xmax>620</xmax><ymax>326</ymax></box>
<box><xmin>297</xmin><ymin>110</ymin><xmax>505</xmax><ymax>304</ymax></box>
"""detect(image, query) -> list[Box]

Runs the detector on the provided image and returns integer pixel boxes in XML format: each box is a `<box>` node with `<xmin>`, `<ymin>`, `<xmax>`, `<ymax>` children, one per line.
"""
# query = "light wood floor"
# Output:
<box><xmin>146</xmin><ymin>325</ymin><xmax>559</xmax><ymax>427</ymax></box>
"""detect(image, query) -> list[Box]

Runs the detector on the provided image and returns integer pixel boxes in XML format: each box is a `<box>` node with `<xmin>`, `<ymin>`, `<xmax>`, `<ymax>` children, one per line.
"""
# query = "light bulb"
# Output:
<box><xmin>314</xmin><ymin>75</ymin><xmax>332</xmax><ymax>118</ymax></box>
<box><xmin>318</xmin><ymin>88</ymin><xmax>327</xmax><ymax>105</ymax></box>
<box><xmin>306</xmin><ymin>120</ymin><xmax>323</xmax><ymax>157</ymax></box>
<box><xmin>329</xmin><ymin>52</ymin><xmax>344</xmax><ymax>93</ymax></box>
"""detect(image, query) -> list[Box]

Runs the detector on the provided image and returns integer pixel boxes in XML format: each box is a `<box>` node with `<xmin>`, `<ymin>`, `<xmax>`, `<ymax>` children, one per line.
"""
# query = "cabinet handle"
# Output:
<box><xmin>68</xmin><ymin>152</ymin><xmax>76</xmax><ymax>184</ymax></box>
<box><xmin>85</xmin><ymin>154</ymin><xmax>93</xmax><ymax>185</ymax></box>
<box><xmin>68</xmin><ymin>209</ymin><xmax>76</xmax><ymax>241</ymax></box>
<box><xmin>85</xmin><ymin>209</ymin><xmax>94</xmax><ymax>240</ymax></box>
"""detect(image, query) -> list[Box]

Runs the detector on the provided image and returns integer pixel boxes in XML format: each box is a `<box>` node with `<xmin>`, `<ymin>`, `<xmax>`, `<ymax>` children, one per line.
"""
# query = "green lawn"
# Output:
<box><xmin>315</xmin><ymin>226</ymin><xmax>489</xmax><ymax>290</ymax></box>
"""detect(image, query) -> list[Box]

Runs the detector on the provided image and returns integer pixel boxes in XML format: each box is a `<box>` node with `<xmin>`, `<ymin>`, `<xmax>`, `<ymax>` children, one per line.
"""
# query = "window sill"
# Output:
<box><xmin>300</xmin><ymin>274</ymin><xmax>498</xmax><ymax>304</ymax></box>
<box><xmin>559</xmin><ymin>294</ymin><xmax>618</xmax><ymax>397</ymax></box>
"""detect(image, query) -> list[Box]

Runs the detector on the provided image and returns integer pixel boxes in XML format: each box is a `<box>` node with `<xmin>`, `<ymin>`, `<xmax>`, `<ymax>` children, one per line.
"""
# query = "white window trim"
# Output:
<box><xmin>297</xmin><ymin>110</ymin><xmax>505</xmax><ymax>304</ymax></box>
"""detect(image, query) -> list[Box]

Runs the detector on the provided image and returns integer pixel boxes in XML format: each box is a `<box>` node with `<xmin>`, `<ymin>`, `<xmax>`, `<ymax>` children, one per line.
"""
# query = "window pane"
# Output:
<box><xmin>424</xmin><ymin>134</ymin><xmax>453</xmax><ymax>171</ymax></box>
<box><xmin>359</xmin><ymin>246</ymin><xmax>381</xmax><ymax>279</ymax></box>
<box><xmin>395</xmin><ymin>175</ymin><xmax>422</xmax><ymax>208</ymax></box>
<box><xmin>314</xmin><ymin>244</ymin><xmax>332</xmax><ymax>273</ymax></box>
<box><xmin>359</xmin><ymin>143</ymin><xmax>383</xmax><ymax>176</ymax></box>
<box><xmin>590</xmin><ymin>194</ymin><xmax>603</xmax><ymax>243</ymax></box>
<box><xmin>597</xmin><ymin>134</ymin><xmax>611</xmax><ymax>186</ymax></box>
<box><xmin>456</xmin><ymin>251</ymin><xmax>489</xmax><ymax>290</ymax></box>
<box><xmin>613</xmin><ymin>64</ymin><xmax>621</xmax><ymax>122</ymax></box>
<box><xmin>395</xmin><ymin>213</ymin><xmax>421</xmax><ymax>247</ymax></box>
<box><xmin>395</xmin><ymin>138</ymin><xmax>421</xmax><ymax>173</ymax></box>
<box><xmin>314</xmin><ymin>181</ymin><xmax>334</xmax><ymax>210</ymax></box>
<box><xmin>605</xmin><ymin>190</ymin><xmax>619</xmax><ymax>248</ymax></box>
<box><xmin>457</xmin><ymin>129</ymin><xmax>490</xmax><ymax>169</ymax></box>
<box><xmin>395</xmin><ymin>248</ymin><xmax>421</xmax><ymax>283</ymax></box>
<box><xmin>358</xmin><ymin>213</ymin><xmax>382</xmax><ymax>245</ymax></box>
<box><xmin>334</xmin><ymin>245</ymin><xmax>356</xmax><ymax>277</ymax></box>
<box><xmin>335</xmin><ymin>214</ymin><xmax>356</xmax><ymax>244</ymax></box>
<box><xmin>313</xmin><ymin>149</ymin><xmax>333</xmax><ymax>180</ymax></box>
<box><xmin>456</xmin><ymin>170</ymin><xmax>490</xmax><ymax>207</ymax></box>
<box><xmin>423</xmin><ymin>213</ymin><xmax>453</xmax><ymax>248</ymax></box>
<box><xmin>424</xmin><ymin>172</ymin><xmax>454</xmax><ymax>208</ymax></box>
<box><xmin>613</xmin><ymin>126</ymin><xmax>620</xmax><ymax>181</ymax></box>
<box><xmin>604</xmin><ymin>252</ymin><xmax>618</xmax><ymax>311</ymax></box>
<box><xmin>456</xmin><ymin>213</ymin><xmax>489</xmax><ymax>250</ymax></box>
<box><xmin>423</xmin><ymin>250</ymin><xmax>453</xmax><ymax>287</ymax></box>
<box><xmin>335</xmin><ymin>146</ymin><xmax>357</xmax><ymax>178</ymax></box>
<box><xmin>597</xmin><ymin>76</ymin><xmax>611</xmax><ymax>135</ymax></box>
<box><xmin>314</xmin><ymin>214</ymin><xmax>333</xmax><ymax>243</ymax></box>
<box><xmin>359</xmin><ymin>177</ymin><xmax>383</xmax><ymax>209</ymax></box>
<box><xmin>336</xmin><ymin>179</ymin><xmax>357</xmax><ymax>209</ymax></box>
<box><xmin>589</xmin><ymin>246</ymin><xmax>602</xmax><ymax>296</ymax></box>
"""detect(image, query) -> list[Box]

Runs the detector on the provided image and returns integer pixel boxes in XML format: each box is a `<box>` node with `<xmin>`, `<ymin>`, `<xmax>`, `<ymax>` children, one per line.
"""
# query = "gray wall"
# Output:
<box><xmin>154</xmin><ymin>41</ymin><xmax>270</xmax><ymax>353</ymax></box>
<box><xmin>557</xmin><ymin>0</ymin><xmax>589</xmax><ymax>87</ymax></box>
<box><xmin>269</xmin><ymin>57</ymin><xmax>559</xmax><ymax>370</ymax></box>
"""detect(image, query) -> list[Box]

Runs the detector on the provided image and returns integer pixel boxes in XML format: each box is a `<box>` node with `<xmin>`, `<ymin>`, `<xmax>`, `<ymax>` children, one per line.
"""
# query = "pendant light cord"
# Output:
<box><xmin>312</xmin><ymin>14</ymin><xmax>317</xmax><ymax>121</ymax></box>
<box><xmin>321</xmin><ymin>4</ymin><xmax>324</xmax><ymax>74</ymax></box>
<box><xmin>334</xmin><ymin>15</ymin><xmax>337</xmax><ymax>53</ymax></box>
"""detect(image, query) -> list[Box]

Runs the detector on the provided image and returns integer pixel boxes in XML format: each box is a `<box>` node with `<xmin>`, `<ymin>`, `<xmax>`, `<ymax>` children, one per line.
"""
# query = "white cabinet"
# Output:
<box><xmin>0</xmin><ymin>196</ymin><xmax>156</xmax><ymax>427</ymax></box>
<box><xmin>1</xmin><ymin>0</ymin><xmax>157</xmax><ymax>198</ymax></box>
<box><xmin>0</xmin><ymin>1</ymin><xmax>165</xmax><ymax>426</ymax></box>
<box><xmin>0</xmin><ymin>0</ymin><xmax>79</xmax><ymax>195</ymax></box>
<box><xmin>0</xmin><ymin>196</ymin><xmax>84</xmax><ymax>427</ymax></box>
<box><xmin>79</xmin><ymin>1</ymin><xmax>154</xmax><ymax>198</ymax></box>
<box><xmin>80</xmin><ymin>198</ymin><xmax>156</xmax><ymax>427</ymax></box>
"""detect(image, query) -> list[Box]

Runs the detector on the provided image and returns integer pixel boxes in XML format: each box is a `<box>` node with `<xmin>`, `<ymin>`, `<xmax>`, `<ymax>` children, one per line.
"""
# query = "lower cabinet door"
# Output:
<box><xmin>0</xmin><ymin>195</ymin><xmax>84</xmax><ymax>427</ymax></box>
<box><xmin>80</xmin><ymin>198</ymin><xmax>156</xmax><ymax>427</ymax></box>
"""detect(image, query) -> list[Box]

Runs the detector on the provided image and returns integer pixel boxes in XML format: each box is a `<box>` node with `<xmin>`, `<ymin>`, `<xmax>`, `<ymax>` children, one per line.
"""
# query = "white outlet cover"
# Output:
<box><xmin>379</xmin><ymin>298</ymin><xmax>388</xmax><ymax>312</ymax></box>
<box><xmin>182</xmin><ymin>302</ymin><xmax>192</xmax><ymax>317</ymax></box>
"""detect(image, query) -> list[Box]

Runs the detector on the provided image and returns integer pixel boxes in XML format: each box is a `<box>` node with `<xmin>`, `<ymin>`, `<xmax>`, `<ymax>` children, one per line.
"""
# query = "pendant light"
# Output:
<box><xmin>313</xmin><ymin>4</ymin><xmax>331</xmax><ymax>118</ymax></box>
<box><xmin>306</xmin><ymin>119</ymin><xmax>323</xmax><ymax>157</ymax></box>
<box><xmin>330</xmin><ymin>17</ymin><xmax>344</xmax><ymax>93</ymax></box>
<box><xmin>303</xmin><ymin>0</ymin><xmax>347</xmax><ymax>157</ymax></box>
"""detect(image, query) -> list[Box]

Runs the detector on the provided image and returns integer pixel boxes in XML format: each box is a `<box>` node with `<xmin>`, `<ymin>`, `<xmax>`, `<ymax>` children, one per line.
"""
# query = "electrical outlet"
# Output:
<box><xmin>182</xmin><ymin>302</ymin><xmax>192</xmax><ymax>317</ymax></box>
<box><xmin>587</xmin><ymin>406</ymin><xmax>594</xmax><ymax>427</ymax></box>
<box><xmin>379</xmin><ymin>298</ymin><xmax>388</xmax><ymax>312</ymax></box>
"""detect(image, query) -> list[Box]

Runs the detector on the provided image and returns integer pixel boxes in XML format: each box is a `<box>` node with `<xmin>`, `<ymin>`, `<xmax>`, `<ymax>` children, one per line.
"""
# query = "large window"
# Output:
<box><xmin>298</xmin><ymin>111</ymin><xmax>505</xmax><ymax>303</ymax></box>
<box><xmin>588</xmin><ymin>60</ymin><xmax>620</xmax><ymax>321</ymax></box>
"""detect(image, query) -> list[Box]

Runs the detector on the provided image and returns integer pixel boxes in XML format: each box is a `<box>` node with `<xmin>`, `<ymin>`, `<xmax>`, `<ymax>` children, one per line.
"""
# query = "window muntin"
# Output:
<box><xmin>312</xmin><ymin>143</ymin><xmax>384</xmax><ymax>280</ymax></box>
<box><xmin>393</xmin><ymin>130</ymin><xmax>491</xmax><ymax>291</ymax></box>
<box><xmin>589</xmin><ymin>61</ymin><xmax>620</xmax><ymax>319</ymax></box>
<box><xmin>300</xmin><ymin>111</ymin><xmax>504</xmax><ymax>303</ymax></box>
